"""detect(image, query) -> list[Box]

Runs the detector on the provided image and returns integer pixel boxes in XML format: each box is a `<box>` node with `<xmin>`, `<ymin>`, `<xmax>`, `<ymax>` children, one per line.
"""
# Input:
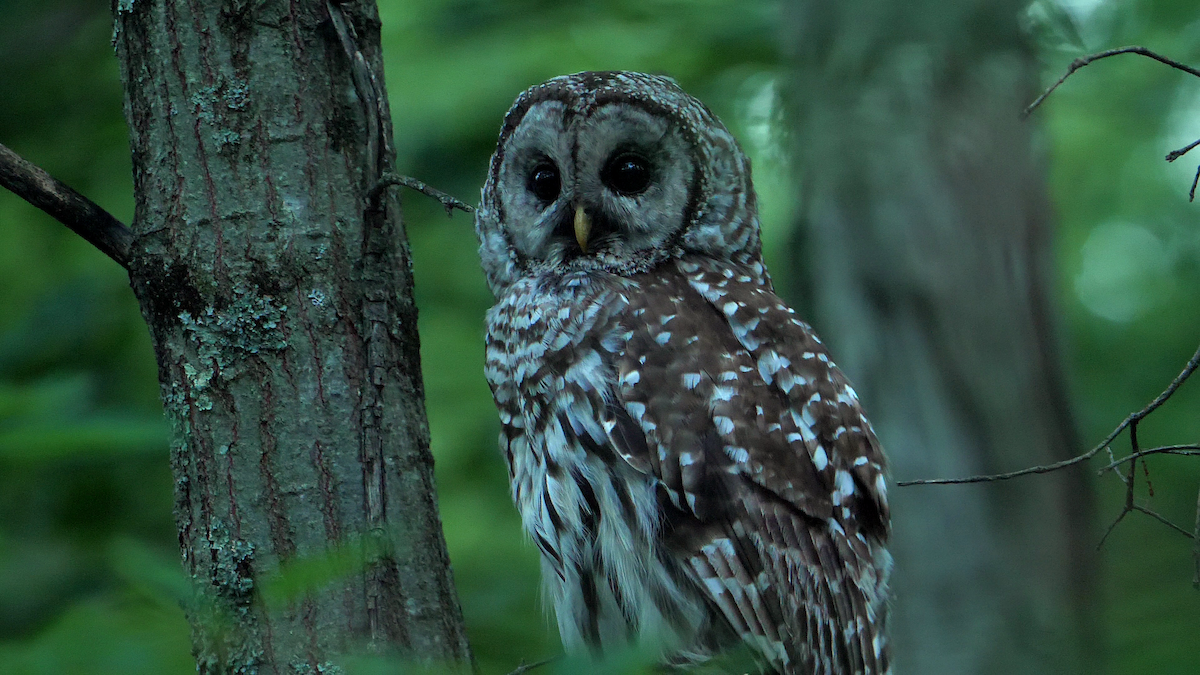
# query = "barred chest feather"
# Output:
<box><xmin>484</xmin><ymin>269</ymin><xmax>718</xmax><ymax>659</ymax></box>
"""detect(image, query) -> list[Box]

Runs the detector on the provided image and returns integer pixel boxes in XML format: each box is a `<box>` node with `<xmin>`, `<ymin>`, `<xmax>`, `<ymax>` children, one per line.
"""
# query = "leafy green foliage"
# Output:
<box><xmin>0</xmin><ymin>0</ymin><xmax>1197</xmax><ymax>672</ymax></box>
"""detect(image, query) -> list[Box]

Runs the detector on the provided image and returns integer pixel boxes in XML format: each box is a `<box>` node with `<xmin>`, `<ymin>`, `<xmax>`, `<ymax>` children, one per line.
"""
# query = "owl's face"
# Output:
<box><xmin>496</xmin><ymin>100</ymin><xmax>696</xmax><ymax>269</ymax></box>
<box><xmin>477</xmin><ymin>71</ymin><xmax>764</xmax><ymax>295</ymax></box>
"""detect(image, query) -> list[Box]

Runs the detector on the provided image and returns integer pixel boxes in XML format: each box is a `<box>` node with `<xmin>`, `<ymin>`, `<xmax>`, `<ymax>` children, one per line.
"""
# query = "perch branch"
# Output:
<box><xmin>370</xmin><ymin>172</ymin><xmax>475</xmax><ymax>216</ymax></box>
<box><xmin>0</xmin><ymin>141</ymin><xmax>133</xmax><ymax>268</ymax></box>
<box><xmin>1023</xmin><ymin>46</ymin><xmax>1200</xmax><ymax>118</ymax></box>
<box><xmin>897</xmin><ymin>342</ymin><xmax>1200</xmax><ymax>486</ymax></box>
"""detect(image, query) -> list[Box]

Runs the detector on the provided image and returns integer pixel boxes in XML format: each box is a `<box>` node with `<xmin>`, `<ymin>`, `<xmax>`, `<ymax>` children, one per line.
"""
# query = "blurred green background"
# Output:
<box><xmin>0</xmin><ymin>0</ymin><xmax>1197</xmax><ymax>673</ymax></box>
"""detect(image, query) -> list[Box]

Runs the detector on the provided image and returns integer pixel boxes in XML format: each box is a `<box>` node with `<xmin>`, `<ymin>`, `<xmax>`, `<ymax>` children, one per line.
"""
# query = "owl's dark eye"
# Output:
<box><xmin>602</xmin><ymin>152</ymin><xmax>652</xmax><ymax>196</ymax></box>
<box><xmin>528</xmin><ymin>162</ymin><xmax>561</xmax><ymax>204</ymax></box>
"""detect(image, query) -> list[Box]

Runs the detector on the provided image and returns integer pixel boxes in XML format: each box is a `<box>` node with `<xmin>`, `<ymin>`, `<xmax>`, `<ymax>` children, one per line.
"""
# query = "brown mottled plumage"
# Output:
<box><xmin>476</xmin><ymin>71</ymin><xmax>891</xmax><ymax>674</ymax></box>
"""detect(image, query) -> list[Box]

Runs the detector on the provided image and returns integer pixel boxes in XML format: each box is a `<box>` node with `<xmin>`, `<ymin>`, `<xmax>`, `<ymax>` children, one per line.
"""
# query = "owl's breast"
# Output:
<box><xmin>483</xmin><ymin>274</ymin><xmax>712</xmax><ymax>655</ymax></box>
<box><xmin>484</xmin><ymin>273</ymin><xmax>633</xmax><ymax>397</ymax></box>
<box><xmin>483</xmin><ymin>273</ymin><xmax>633</xmax><ymax>503</ymax></box>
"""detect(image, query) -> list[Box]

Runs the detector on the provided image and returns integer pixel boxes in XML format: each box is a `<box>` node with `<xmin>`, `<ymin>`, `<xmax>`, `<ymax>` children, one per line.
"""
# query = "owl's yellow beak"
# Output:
<box><xmin>573</xmin><ymin>208</ymin><xmax>591</xmax><ymax>252</ymax></box>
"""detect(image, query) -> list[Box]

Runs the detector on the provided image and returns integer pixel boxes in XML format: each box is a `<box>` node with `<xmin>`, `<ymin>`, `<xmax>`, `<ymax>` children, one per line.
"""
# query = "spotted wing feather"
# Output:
<box><xmin>610</xmin><ymin>257</ymin><xmax>891</xmax><ymax>674</ymax></box>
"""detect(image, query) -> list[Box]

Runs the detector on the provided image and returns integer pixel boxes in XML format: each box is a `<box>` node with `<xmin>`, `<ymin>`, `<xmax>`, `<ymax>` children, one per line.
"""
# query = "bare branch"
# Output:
<box><xmin>897</xmin><ymin>342</ymin><xmax>1200</xmax><ymax>486</ymax></box>
<box><xmin>1097</xmin><ymin>507</ymin><xmax>1129</xmax><ymax>550</ymax></box>
<box><xmin>0</xmin><ymin>141</ymin><xmax>133</xmax><ymax>268</ymax></box>
<box><xmin>1097</xmin><ymin>452</ymin><xmax>1141</xmax><ymax>550</ymax></box>
<box><xmin>895</xmin><ymin>451</ymin><xmax>1096</xmax><ymax>486</ymax></box>
<box><xmin>371</xmin><ymin>172</ymin><xmax>476</xmax><ymax>216</ymax></box>
<box><xmin>1133</xmin><ymin>504</ymin><xmax>1195</xmax><ymax>540</ymax></box>
<box><xmin>1024</xmin><ymin>46</ymin><xmax>1200</xmax><ymax>118</ymax></box>
<box><xmin>1166</xmin><ymin>138</ymin><xmax>1200</xmax><ymax>162</ymax></box>
<box><xmin>1097</xmin><ymin>445</ymin><xmax>1200</xmax><ymax>473</ymax></box>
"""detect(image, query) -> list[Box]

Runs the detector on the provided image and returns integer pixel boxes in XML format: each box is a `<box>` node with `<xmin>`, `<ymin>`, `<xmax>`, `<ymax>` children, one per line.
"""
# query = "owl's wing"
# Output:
<box><xmin>602</xmin><ymin>256</ymin><xmax>890</xmax><ymax>674</ymax></box>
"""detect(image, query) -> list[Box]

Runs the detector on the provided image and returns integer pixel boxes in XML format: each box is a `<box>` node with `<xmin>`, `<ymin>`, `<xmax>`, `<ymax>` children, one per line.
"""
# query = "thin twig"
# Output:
<box><xmin>1097</xmin><ymin>510</ymin><xmax>1128</xmax><ymax>550</ymax></box>
<box><xmin>1133</xmin><ymin>504</ymin><xmax>1195</xmax><ymax>540</ymax></box>
<box><xmin>1098</xmin><ymin>451</ymin><xmax>1142</xmax><ymax>550</ymax></box>
<box><xmin>1097</xmin><ymin>445</ymin><xmax>1200</xmax><ymax>473</ymax></box>
<box><xmin>1105</xmin><ymin>445</ymin><xmax>1130</xmax><ymax>486</ymax></box>
<box><xmin>504</xmin><ymin>655</ymin><xmax>559</xmax><ymax>675</ymax></box>
<box><xmin>1190</xmin><ymin>164</ymin><xmax>1200</xmax><ymax>202</ymax></box>
<box><xmin>371</xmin><ymin>172</ymin><xmax>475</xmax><ymax>216</ymax></box>
<box><xmin>895</xmin><ymin>449</ymin><xmax>1097</xmax><ymax>486</ymax></box>
<box><xmin>1166</xmin><ymin>138</ymin><xmax>1200</xmax><ymax>162</ymax></box>
<box><xmin>1024</xmin><ymin>46</ymin><xmax>1200</xmax><ymax>118</ymax></box>
<box><xmin>897</xmin><ymin>342</ymin><xmax>1200</xmax><ymax>486</ymax></box>
<box><xmin>0</xmin><ymin>141</ymin><xmax>133</xmax><ymax>268</ymax></box>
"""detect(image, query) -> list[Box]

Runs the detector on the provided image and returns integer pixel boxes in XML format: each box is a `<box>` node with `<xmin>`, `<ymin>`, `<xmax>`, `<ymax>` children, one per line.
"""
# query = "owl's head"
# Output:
<box><xmin>475</xmin><ymin>71</ymin><xmax>763</xmax><ymax>295</ymax></box>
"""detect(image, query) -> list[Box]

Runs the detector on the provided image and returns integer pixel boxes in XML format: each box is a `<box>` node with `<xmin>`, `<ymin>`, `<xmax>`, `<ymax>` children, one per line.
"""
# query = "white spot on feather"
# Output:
<box><xmin>757</xmin><ymin>351</ymin><xmax>790</xmax><ymax>384</ymax></box>
<box><xmin>703</xmin><ymin>577</ymin><xmax>726</xmax><ymax>597</ymax></box>
<box><xmin>776</xmin><ymin>370</ymin><xmax>795</xmax><ymax>393</ymax></box>
<box><xmin>725</xmin><ymin>446</ymin><xmax>749</xmax><ymax>462</ymax></box>
<box><xmin>713</xmin><ymin>416</ymin><xmax>735</xmax><ymax>435</ymax></box>
<box><xmin>833</xmin><ymin>469</ymin><xmax>855</xmax><ymax>504</ymax></box>
<box><xmin>711</xmin><ymin>386</ymin><xmax>735</xmax><ymax>402</ymax></box>
<box><xmin>813</xmin><ymin>446</ymin><xmax>828</xmax><ymax>471</ymax></box>
<box><xmin>682</xmin><ymin>373</ymin><xmax>702</xmax><ymax>389</ymax></box>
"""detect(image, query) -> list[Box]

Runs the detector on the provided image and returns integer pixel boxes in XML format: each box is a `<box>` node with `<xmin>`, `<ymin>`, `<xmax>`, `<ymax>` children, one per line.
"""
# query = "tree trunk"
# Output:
<box><xmin>110</xmin><ymin>0</ymin><xmax>472</xmax><ymax>670</ymax></box>
<box><xmin>783</xmin><ymin>2</ymin><xmax>1096</xmax><ymax>673</ymax></box>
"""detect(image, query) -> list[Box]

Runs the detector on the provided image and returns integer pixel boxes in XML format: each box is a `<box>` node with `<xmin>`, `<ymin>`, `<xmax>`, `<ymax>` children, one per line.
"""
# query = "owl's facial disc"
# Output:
<box><xmin>497</xmin><ymin>99</ymin><xmax>696</xmax><ymax>271</ymax></box>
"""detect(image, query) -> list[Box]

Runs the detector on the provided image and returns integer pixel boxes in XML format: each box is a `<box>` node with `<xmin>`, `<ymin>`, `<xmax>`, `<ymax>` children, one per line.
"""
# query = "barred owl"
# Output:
<box><xmin>475</xmin><ymin>71</ymin><xmax>891</xmax><ymax>674</ymax></box>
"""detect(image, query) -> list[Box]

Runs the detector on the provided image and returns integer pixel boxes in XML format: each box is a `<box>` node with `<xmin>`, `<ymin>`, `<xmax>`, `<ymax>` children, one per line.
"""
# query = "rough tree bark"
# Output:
<box><xmin>783</xmin><ymin>1</ymin><xmax>1096</xmax><ymax>673</ymax></box>
<box><xmin>96</xmin><ymin>0</ymin><xmax>473</xmax><ymax>670</ymax></box>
